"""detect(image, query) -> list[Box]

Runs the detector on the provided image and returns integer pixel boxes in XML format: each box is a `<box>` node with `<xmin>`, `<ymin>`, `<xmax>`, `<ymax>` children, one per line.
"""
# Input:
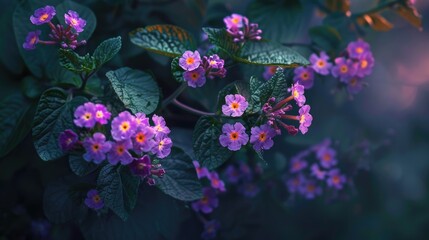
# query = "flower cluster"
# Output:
<box><xmin>23</xmin><ymin>5</ymin><xmax>87</xmax><ymax>50</ymax></box>
<box><xmin>223</xmin><ymin>162</ymin><xmax>263</xmax><ymax>198</ymax></box>
<box><xmin>58</xmin><ymin>102</ymin><xmax>173</xmax><ymax>186</ymax></box>
<box><xmin>284</xmin><ymin>139</ymin><xmax>348</xmax><ymax>200</ymax></box>
<box><xmin>223</xmin><ymin>13</ymin><xmax>262</xmax><ymax>43</ymax></box>
<box><xmin>178</xmin><ymin>50</ymin><xmax>227</xmax><ymax>88</ymax></box>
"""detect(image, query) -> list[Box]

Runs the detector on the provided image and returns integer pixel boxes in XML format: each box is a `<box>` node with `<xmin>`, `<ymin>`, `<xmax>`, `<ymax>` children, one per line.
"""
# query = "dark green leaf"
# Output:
<box><xmin>171</xmin><ymin>57</ymin><xmax>185</xmax><ymax>82</ymax></box>
<box><xmin>193</xmin><ymin>116</ymin><xmax>232</xmax><ymax>170</ymax></box>
<box><xmin>129</xmin><ymin>24</ymin><xmax>196</xmax><ymax>57</ymax></box>
<box><xmin>59</xmin><ymin>49</ymin><xmax>95</xmax><ymax>74</ymax></box>
<box><xmin>69</xmin><ymin>154</ymin><xmax>98</xmax><ymax>177</ymax></box>
<box><xmin>202</xmin><ymin>27</ymin><xmax>241</xmax><ymax>57</ymax></box>
<box><xmin>93</xmin><ymin>36</ymin><xmax>122</xmax><ymax>67</ymax></box>
<box><xmin>309</xmin><ymin>25</ymin><xmax>342</xmax><ymax>51</ymax></box>
<box><xmin>156</xmin><ymin>147</ymin><xmax>203</xmax><ymax>201</ymax></box>
<box><xmin>106</xmin><ymin>67</ymin><xmax>160</xmax><ymax>114</ymax></box>
<box><xmin>32</xmin><ymin>88</ymin><xmax>87</xmax><ymax>161</ymax></box>
<box><xmin>21</xmin><ymin>76</ymin><xmax>44</xmax><ymax>99</ymax></box>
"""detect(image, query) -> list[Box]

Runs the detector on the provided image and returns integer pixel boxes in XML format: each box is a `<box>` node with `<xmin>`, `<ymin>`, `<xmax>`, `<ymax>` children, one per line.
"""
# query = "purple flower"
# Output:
<box><xmin>224</xmin><ymin>13</ymin><xmax>244</xmax><ymax>29</ymax></box>
<box><xmin>290</xmin><ymin>83</ymin><xmax>306</xmax><ymax>107</ymax></box>
<box><xmin>111</xmin><ymin>111</ymin><xmax>137</xmax><ymax>141</ymax></box>
<box><xmin>331</xmin><ymin>57</ymin><xmax>357</xmax><ymax>83</ymax></box>
<box><xmin>152</xmin><ymin>115</ymin><xmax>171</xmax><ymax>136</ymax></box>
<box><xmin>129</xmin><ymin>155</ymin><xmax>151</xmax><ymax>177</ymax></box>
<box><xmin>74</xmin><ymin>102</ymin><xmax>97</xmax><ymax>128</ymax></box>
<box><xmin>135</xmin><ymin>112</ymin><xmax>150</xmax><ymax>128</ymax></box>
<box><xmin>299</xmin><ymin>180</ymin><xmax>322</xmax><ymax>199</ymax></box>
<box><xmin>64</xmin><ymin>10</ymin><xmax>86</xmax><ymax>33</ymax></box>
<box><xmin>224</xmin><ymin>165</ymin><xmax>241</xmax><ymax>183</ymax></box>
<box><xmin>355</xmin><ymin>52</ymin><xmax>375</xmax><ymax>78</ymax></box>
<box><xmin>84</xmin><ymin>189</ymin><xmax>104</xmax><ymax>210</ymax></box>
<box><xmin>206</xmin><ymin>54</ymin><xmax>224</xmax><ymax>69</ymax></box>
<box><xmin>311</xmin><ymin>164</ymin><xmax>326</xmax><ymax>180</ymax></box>
<box><xmin>347</xmin><ymin>39</ymin><xmax>370</xmax><ymax>59</ymax></box>
<box><xmin>222</xmin><ymin>94</ymin><xmax>248</xmax><ymax>117</ymax></box>
<box><xmin>30</xmin><ymin>5</ymin><xmax>56</xmax><ymax>25</ymax></box>
<box><xmin>263</xmin><ymin>66</ymin><xmax>278</xmax><ymax>80</ymax></box>
<box><xmin>202</xmin><ymin>54</ymin><xmax>227</xmax><ymax>79</ymax></box>
<box><xmin>193</xmin><ymin>161</ymin><xmax>210</xmax><ymax>179</ymax></box>
<box><xmin>239</xmin><ymin>162</ymin><xmax>253</xmax><ymax>181</ymax></box>
<box><xmin>132</xmin><ymin>126</ymin><xmax>155</xmax><ymax>153</ymax></box>
<box><xmin>183</xmin><ymin>66</ymin><xmax>206</xmax><ymax>88</ymax></box>
<box><xmin>94</xmin><ymin>104</ymin><xmax>111</xmax><ymax>125</ymax></box>
<box><xmin>83</xmin><ymin>133</ymin><xmax>111</xmax><ymax>164</ymax></box>
<box><xmin>293</xmin><ymin>66</ymin><xmax>315</xmax><ymax>89</ymax></box>
<box><xmin>58</xmin><ymin>129</ymin><xmax>78</xmax><ymax>152</ymax></box>
<box><xmin>298</xmin><ymin>105</ymin><xmax>312</xmax><ymax>134</ymax></box>
<box><xmin>316</xmin><ymin>147</ymin><xmax>337</xmax><ymax>168</ymax></box>
<box><xmin>290</xmin><ymin>157</ymin><xmax>308</xmax><ymax>173</ymax></box>
<box><xmin>347</xmin><ymin>77</ymin><xmax>364</xmax><ymax>95</ymax></box>
<box><xmin>209</xmin><ymin>172</ymin><xmax>226</xmax><ymax>192</ymax></box>
<box><xmin>309</xmin><ymin>52</ymin><xmax>332</xmax><ymax>75</ymax></box>
<box><xmin>179</xmin><ymin>50</ymin><xmax>201</xmax><ymax>71</ymax></box>
<box><xmin>286</xmin><ymin>174</ymin><xmax>306</xmax><ymax>193</ymax></box>
<box><xmin>226</xmin><ymin>16</ymin><xmax>262</xmax><ymax>42</ymax></box>
<box><xmin>327</xmin><ymin>169</ymin><xmax>347</xmax><ymax>189</ymax></box>
<box><xmin>250</xmin><ymin>124</ymin><xmax>276</xmax><ymax>151</ymax></box>
<box><xmin>151</xmin><ymin>134</ymin><xmax>173</xmax><ymax>158</ymax></box>
<box><xmin>238</xmin><ymin>182</ymin><xmax>260</xmax><ymax>198</ymax></box>
<box><xmin>23</xmin><ymin>30</ymin><xmax>41</xmax><ymax>50</ymax></box>
<box><xmin>108</xmin><ymin>139</ymin><xmax>133</xmax><ymax>165</ymax></box>
<box><xmin>219</xmin><ymin>122</ymin><xmax>249</xmax><ymax>151</ymax></box>
<box><xmin>191</xmin><ymin>187</ymin><xmax>219</xmax><ymax>214</ymax></box>
<box><xmin>201</xmin><ymin>219</ymin><xmax>221</xmax><ymax>240</ymax></box>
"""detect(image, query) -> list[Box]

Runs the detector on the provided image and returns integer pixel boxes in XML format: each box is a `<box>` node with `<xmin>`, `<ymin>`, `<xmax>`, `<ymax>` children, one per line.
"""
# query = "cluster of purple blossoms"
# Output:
<box><xmin>223</xmin><ymin>13</ymin><xmax>262</xmax><ymax>43</ymax></box>
<box><xmin>58</xmin><ymin>102</ymin><xmax>173</xmax><ymax>186</ymax></box>
<box><xmin>261</xmin><ymin>83</ymin><xmax>313</xmax><ymax>136</ymax></box>
<box><xmin>178</xmin><ymin>50</ymin><xmax>227</xmax><ymax>88</ymax></box>
<box><xmin>223</xmin><ymin>162</ymin><xmax>262</xmax><ymax>198</ymax></box>
<box><xmin>23</xmin><ymin>5</ymin><xmax>87</xmax><ymax>50</ymax></box>
<box><xmin>284</xmin><ymin>139</ymin><xmax>348</xmax><ymax>200</ymax></box>
<box><xmin>84</xmin><ymin>189</ymin><xmax>104</xmax><ymax>210</ymax></box>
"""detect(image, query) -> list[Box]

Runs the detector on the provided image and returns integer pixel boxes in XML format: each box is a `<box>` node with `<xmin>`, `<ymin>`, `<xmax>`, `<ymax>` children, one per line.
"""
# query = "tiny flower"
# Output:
<box><xmin>347</xmin><ymin>39</ymin><xmax>370</xmax><ymax>59</ymax></box>
<box><xmin>193</xmin><ymin>161</ymin><xmax>210</xmax><ymax>179</ymax></box>
<box><xmin>94</xmin><ymin>104</ymin><xmax>111</xmax><ymax>125</ymax></box>
<box><xmin>202</xmin><ymin>55</ymin><xmax>227</xmax><ymax>79</ymax></box>
<box><xmin>111</xmin><ymin>111</ymin><xmax>137</xmax><ymax>141</ymax></box>
<box><xmin>286</xmin><ymin>174</ymin><xmax>306</xmax><ymax>193</ymax></box>
<box><xmin>64</xmin><ymin>10</ymin><xmax>86</xmax><ymax>33</ymax></box>
<box><xmin>316</xmin><ymin>147</ymin><xmax>337</xmax><ymax>168</ymax></box>
<box><xmin>224</xmin><ymin>165</ymin><xmax>241</xmax><ymax>183</ymax></box>
<box><xmin>327</xmin><ymin>169</ymin><xmax>347</xmax><ymax>189</ymax></box>
<box><xmin>206</xmin><ymin>54</ymin><xmax>224</xmax><ymax>69</ymax></box>
<box><xmin>58</xmin><ymin>129</ymin><xmax>78</xmax><ymax>152</ymax></box>
<box><xmin>223</xmin><ymin>13</ymin><xmax>244</xmax><ymax>29</ymax></box>
<box><xmin>201</xmin><ymin>219</ymin><xmax>221</xmax><ymax>240</ymax></box>
<box><xmin>250</xmin><ymin>124</ymin><xmax>276</xmax><ymax>151</ymax></box>
<box><xmin>74</xmin><ymin>102</ymin><xmax>97</xmax><ymax>128</ymax></box>
<box><xmin>311</xmin><ymin>164</ymin><xmax>326</xmax><ymax>180</ymax></box>
<box><xmin>293</xmin><ymin>66</ymin><xmax>315</xmax><ymax>89</ymax></box>
<box><xmin>83</xmin><ymin>133</ymin><xmax>111</xmax><ymax>164</ymax></box>
<box><xmin>263</xmin><ymin>66</ymin><xmax>278</xmax><ymax>80</ymax></box>
<box><xmin>222</xmin><ymin>94</ymin><xmax>248</xmax><ymax>117</ymax></box>
<box><xmin>30</xmin><ymin>6</ymin><xmax>56</xmax><ymax>25</ymax></box>
<box><xmin>191</xmin><ymin>187</ymin><xmax>219</xmax><ymax>214</ymax></box>
<box><xmin>226</xmin><ymin>16</ymin><xmax>262</xmax><ymax>42</ymax></box>
<box><xmin>183</xmin><ymin>67</ymin><xmax>206</xmax><ymax>88</ymax></box>
<box><xmin>179</xmin><ymin>50</ymin><xmax>201</xmax><ymax>71</ymax></box>
<box><xmin>298</xmin><ymin>105</ymin><xmax>312</xmax><ymax>134</ymax></box>
<box><xmin>219</xmin><ymin>122</ymin><xmax>249</xmax><ymax>151</ymax></box>
<box><xmin>84</xmin><ymin>189</ymin><xmax>104</xmax><ymax>210</ymax></box>
<box><xmin>290</xmin><ymin>157</ymin><xmax>308</xmax><ymax>173</ymax></box>
<box><xmin>132</xmin><ymin>126</ymin><xmax>155</xmax><ymax>154</ymax></box>
<box><xmin>151</xmin><ymin>134</ymin><xmax>173</xmax><ymax>159</ymax></box>
<box><xmin>355</xmin><ymin>52</ymin><xmax>375</xmax><ymax>78</ymax></box>
<box><xmin>209</xmin><ymin>172</ymin><xmax>226</xmax><ymax>192</ymax></box>
<box><xmin>299</xmin><ymin>180</ymin><xmax>322</xmax><ymax>199</ymax></box>
<box><xmin>289</xmin><ymin>83</ymin><xmax>306</xmax><ymax>107</ymax></box>
<box><xmin>135</xmin><ymin>112</ymin><xmax>150</xmax><ymax>128</ymax></box>
<box><xmin>108</xmin><ymin>139</ymin><xmax>133</xmax><ymax>165</ymax></box>
<box><xmin>23</xmin><ymin>30</ymin><xmax>41</xmax><ymax>50</ymax></box>
<box><xmin>347</xmin><ymin>77</ymin><xmax>364</xmax><ymax>95</ymax></box>
<box><xmin>129</xmin><ymin>155</ymin><xmax>151</xmax><ymax>177</ymax></box>
<box><xmin>309</xmin><ymin>52</ymin><xmax>332</xmax><ymax>75</ymax></box>
<box><xmin>152</xmin><ymin>115</ymin><xmax>171</xmax><ymax>136</ymax></box>
<box><xmin>238</xmin><ymin>182</ymin><xmax>260</xmax><ymax>198</ymax></box>
<box><xmin>331</xmin><ymin>57</ymin><xmax>357</xmax><ymax>83</ymax></box>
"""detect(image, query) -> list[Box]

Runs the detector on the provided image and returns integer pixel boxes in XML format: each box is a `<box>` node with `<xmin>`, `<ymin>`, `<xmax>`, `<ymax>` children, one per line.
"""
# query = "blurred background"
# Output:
<box><xmin>1</xmin><ymin>0</ymin><xmax>429</xmax><ymax>239</ymax></box>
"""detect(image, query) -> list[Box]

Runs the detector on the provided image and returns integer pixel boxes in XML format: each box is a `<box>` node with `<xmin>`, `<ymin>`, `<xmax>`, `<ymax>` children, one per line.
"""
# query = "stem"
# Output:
<box><xmin>161</xmin><ymin>83</ymin><xmax>187</xmax><ymax>109</ymax></box>
<box><xmin>172</xmin><ymin>99</ymin><xmax>216</xmax><ymax>116</ymax></box>
<box><xmin>352</xmin><ymin>0</ymin><xmax>400</xmax><ymax>18</ymax></box>
<box><xmin>38</xmin><ymin>40</ymin><xmax>57</xmax><ymax>45</ymax></box>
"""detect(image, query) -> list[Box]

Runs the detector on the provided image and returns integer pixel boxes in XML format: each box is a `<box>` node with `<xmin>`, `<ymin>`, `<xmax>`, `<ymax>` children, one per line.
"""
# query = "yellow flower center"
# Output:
<box><xmin>323</xmin><ymin>153</ymin><xmax>331</xmax><ymax>162</ymax></box>
<box><xmin>92</xmin><ymin>143</ymin><xmax>100</xmax><ymax>152</ymax></box>
<box><xmin>84</xmin><ymin>112</ymin><xmax>92</xmax><ymax>120</ymax></box>
<box><xmin>229</xmin><ymin>131</ymin><xmax>239</xmax><ymax>141</ymax></box>
<box><xmin>158</xmin><ymin>140</ymin><xmax>165</xmax><ymax>149</ymax></box>
<box><xmin>356</xmin><ymin>47</ymin><xmax>364</xmax><ymax>54</ymax></box>
<box><xmin>135</xmin><ymin>133</ymin><xmax>146</xmax><ymax>143</ymax></box>
<box><xmin>191</xmin><ymin>73</ymin><xmax>199</xmax><ymax>81</ymax></box>
<box><xmin>293</xmin><ymin>90</ymin><xmax>299</xmax><ymax>98</ymax></box>
<box><xmin>258</xmin><ymin>132</ymin><xmax>266</xmax><ymax>142</ymax></box>
<box><xmin>201</xmin><ymin>196</ymin><xmax>209</xmax><ymax>204</ymax></box>
<box><xmin>232</xmin><ymin>17</ymin><xmax>240</xmax><ymax>24</ymax></box>
<box><xmin>301</xmin><ymin>73</ymin><xmax>309</xmax><ymax>80</ymax></box>
<box><xmin>71</xmin><ymin>18</ymin><xmax>78</xmax><ymax>26</ymax></box>
<box><xmin>300</xmin><ymin>114</ymin><xmax>306</xmax><ymax>124</ymax></box>
<box><xmin>317</xmin><ymin>60</ymin><xmax>325</xmax><ymax>67</ymax></box>
<box><xmin>332</xmin><ymin>175</ymin><xmax>340</xmax><ymax>184</ymax></box>
<box><xmin>340</xmin><ymin>65</ymin><xmax>348</xmax><ymax>73</ymax></box>
<box><xmin>350</xmin><ymin>78</ymin><xmax>358</xmax><ymax>86</ymax></box>
<box><xmin>39</xmin><ymin>13</ymin><xmax>49</xmax><ymax>21</ymax></box>
<box><xmin>96</xmin><ymin>111</ymin><xmax>104</xmax><ymax>119</ymax></box>
<box><xmin>120</xmin><ymin>122</ymin><xmax>130</xmax><ymax>132</ymax></box>
<box><xmin>230</xmin><ymin>102</ymin><xmax>240</xmax><ymax>110</ymax></box>
<box><xmin>186</xmin><ymin>57</ymin><xmax>195</xmax><ymax>65</ymax></box>
<box><xmin>92</xmin><ymin>195</ymin><xmax>101</xmax><ymax>203</ymax></box>
<box><xmin>360</xmin><ymin>60</ymin><xmax>368</xmax><ymax>68</ymax></box>
<box><xmin>116</xmin><ymin>146</ymin><xmax>124</xmax><ymax>155</ymax></box>
<box><xmin>30</xmin><ymin>36</ymin><xmax>37</xmax><ymax>45</ymax></box>
<box><xmin>307</xmin><ymin>184</ymin><xmax>315</xmax><ymax>192</ymax></box>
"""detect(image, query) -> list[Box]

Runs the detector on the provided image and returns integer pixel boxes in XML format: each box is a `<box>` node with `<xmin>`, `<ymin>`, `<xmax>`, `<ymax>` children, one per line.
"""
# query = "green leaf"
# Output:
<box><xmin>156</xmin><ymin>147</ymin><xmax>203</xmax><ymax>201</ymax></box>
<box><xmin>69</xmin><ymin>154</ymin><xmax>98</xmax><ymax>177</ymax></box>
<box><xmin>202</xmin><ymin>27</ymin><xmax>241</xmax><ymax>57</ymax></box>
<box><xmin>97</xmin><ymin>165</ymin><xmax>140</xmax><ymax>221</ymax></box>
<box><xmin>129</xmin><ymin>24</ymin><xmax>196</xmax><ymax>57</ymax></box>
<box><xmin>193</xmin><ymin>116</ymin><xmax>232</xmax><ymax>170</ymax></box>
<box><xmin>106</xmin><ymin>67</ymin><xmax>160</xmax><ymax>114</ymax></box>
<box><xmin>59</xmin><ymin>49</ymin><xmax>96</xmax><ymax>74</ymax></box>
<box><xmin>0</xmin><ymin>94</ymin><xmax>34</xmax><ymax>157</ymax></box>
<box><xmin>93</xmin><ymin>36</ymin><xmax>122</xmax><ymax>67</ymax></box>
<box><xmin>32</xmin><ymin>88</ymin><xmax>87</xmax><ymax>161</ymax></box>
<box><xmin>21</xmin><ymin>76</ymin><xmax>44</xmax><ymax>99</ymax></box>
<box><xmin>171</xmin><ymin>57</ymin><xmax>185</xmax><ymax>83</ymax></box>
<box><xmin>309</xmin><ymin>25</ymin><xmax>342</xmax><ymax>52</ymax></box>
